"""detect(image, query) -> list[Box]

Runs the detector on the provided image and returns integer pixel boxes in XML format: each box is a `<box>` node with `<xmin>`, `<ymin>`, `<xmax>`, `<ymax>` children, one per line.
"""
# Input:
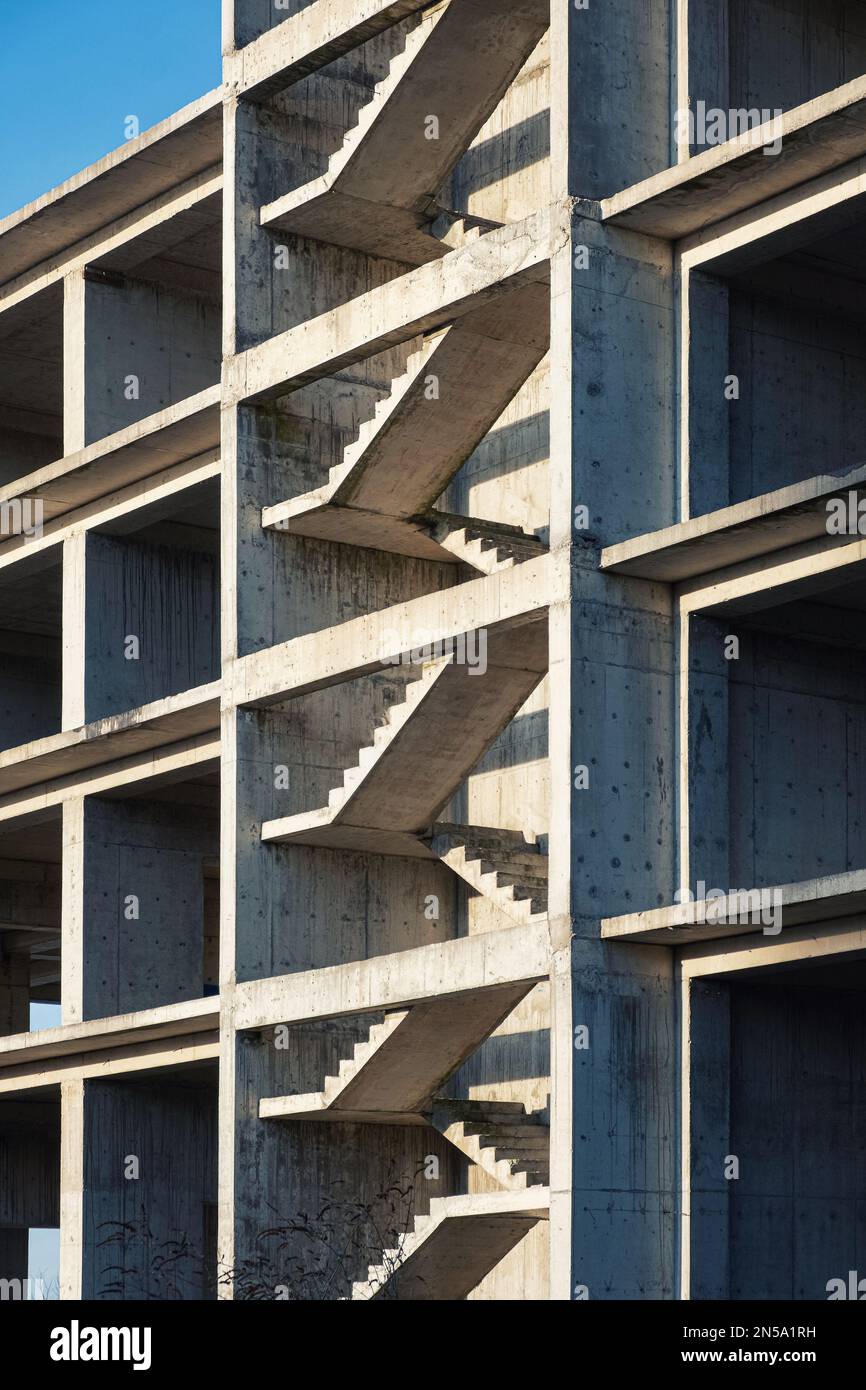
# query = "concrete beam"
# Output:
<box><xmin>603</xmin><ymin>869</ymin><xmax>866</xmax><ymax>945</ymax></box>
<box><xmin>602</xmin><ymin>78</ymin><xmax>866</xmax><ymax>239</ymax></box>
<box><xmin>0</xmin><ymin>386</ymin><xmax>220</xmax><ymax>530</ymax></box>
<box><xmin>0</xmin><ymin>683</ymin><xmax>220</xmax><ymax>797</ymax></box>
<box><xmin>225</xmin><ymin>0</ymin><xmax>432</xmax><ymax>102</ymax></box>
<box><xmin>0</xmin><ymin>92</ymin><xmax>223</xmax><ymax>288</ymax></box>
<box><xmin>230</xmin><ymin>550</ymin><xmax>556</xmax><ymax>707</ymax></box>
<box><xmin>0</xmin><ymin>734</ymin><xmax>220</xmax><ymax>829</ymax></box>
<box><xmin>224</xmin><ymin>209</ymin><xmax>554</xmax><ymax>404</ymax></box>
<box><xmin>601</xmin><ymin>465</ymin><xmax>866</xmax><ymax>583</ymax></box>
<box><xmin>233</xmin><ymin>921</ymin><xmax>551</xmax><ymax>1030</ymax></box>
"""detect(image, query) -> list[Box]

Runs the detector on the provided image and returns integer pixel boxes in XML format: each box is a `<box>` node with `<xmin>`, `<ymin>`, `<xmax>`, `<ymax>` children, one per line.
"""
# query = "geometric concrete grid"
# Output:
<box><xmin>1</xmin><ymin>0</ymin><xmax>866</xmax><ymax>1301</ymax></box>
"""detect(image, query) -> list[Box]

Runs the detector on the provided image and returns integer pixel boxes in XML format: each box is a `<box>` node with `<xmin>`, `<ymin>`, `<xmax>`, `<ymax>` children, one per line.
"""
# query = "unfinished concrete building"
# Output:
<box><xmin>1</xmin><ymin>0</ymin><xmax>866</xmax><ymax>1301</ymax></box>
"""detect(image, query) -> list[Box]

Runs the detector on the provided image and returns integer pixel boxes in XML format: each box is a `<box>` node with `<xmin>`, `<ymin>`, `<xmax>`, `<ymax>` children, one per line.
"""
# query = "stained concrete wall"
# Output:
<box><xmin>690</xmin><ymin>972</ymin><xmax>866</xmax><ymax>1300</ymax></box>
<box><xmin>74</xmin><ymin>275</ymin><xmax>220</xmax><ymax>447</ymax></box>
<box><xmin>81</xmin><ymin>532</ymin><xmax>219</xmax><ymax>720</ymax></box>
<box><xmin>228</xmin><ymin>1028</ymin><xmax>459</xmax><ymax>1298</ymax></box>
<box><xmin>729</xmin><ymin>629</ymin><xmax>866</xmax><ymax>887</ymax></box>
<box><xmin>66</xmin><ymin>797</ymin><xmax>218</xmax><ymax>1022</ymax></box>
<box><xmin>80</xmin><ymin>1078</ymin><xmax>216</xmax><ymax>1300</ymax></box>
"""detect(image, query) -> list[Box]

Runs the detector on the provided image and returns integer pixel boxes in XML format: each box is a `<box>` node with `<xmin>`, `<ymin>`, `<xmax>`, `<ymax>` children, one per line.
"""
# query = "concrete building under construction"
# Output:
<box><xmin>2</xmin><ymin>0</ymin><xmax>866</xmax><ymax>1300</ymax></box>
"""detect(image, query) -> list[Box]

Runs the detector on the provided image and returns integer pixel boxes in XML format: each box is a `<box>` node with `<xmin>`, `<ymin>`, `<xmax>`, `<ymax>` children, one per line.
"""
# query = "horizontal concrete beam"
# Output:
<box><xmin>233</xmin><ymin>921</ymin><xmax>551</xmax><ymax>1030</ymax></box>
<box><xmin>0</xmin><ymin>734</ymin><xmax>220</xmax><ymax>828</ymax></box>
<box><xmin>0</xmin><ymin>385</ymin><xmax>220</xmax><ymax>529</ymax></box>
<box><xmin>0</xmin><ymin>173</ymin><xmax>222</xmax><ymax>312</ymax></box>
<box><xmin>0</xmin><ymin>996</ymin><xmax>218</xmax><ymax>1065</ymax></box>
<box><xmin>679</xmin><ymin>917</ymin><xmax>866</xmax><ymax>978</ymax></box>
<box><xmin>0</xmin><ymin>683</ymin><xmax>220</xmax><ymax>797</ymax></box>
<box><xmin>0</xmin><ymin>454</ymin><xmax>220</xmax><ymax>573</ymax></box>
<box><xmin>603</xmin><ymin>869</ymin><xmax>866</xmax><ymax>945</ymax></box>
<box><xmin>229</xmin><ymin>550</ymin><xmax>557</xmax><ymax>707</ymax></box>
<box><xmin>602</xmin><ymin>78</ymin><xmax>866</xmax><ymax>239</ymax></box>
<box><xmin>0</xmin><ymin>91</ymin><xmax>223</xmax><ymax>287</ymax></box>
<box><xmin>225</xmin><ymin>0</ymin><xmax>432</xmax><ymax>102</ymax></box>
<box><xmin>224</xmin><ymin>209</ymin><xmax>553</xmax><ymax>403</ymax></box>
<box><xmin>601</xmin><ymin>466</ymin><xmax>866</xmax><ymax>583</ymax></box>
<box><xmin>677</xmin><ymin>534</ymin><xmax>866</xmax><ymax>617</ymax></box>
<box><xmin>0</xmin><ymin>1035</ymin><xmax>219</xmax><ymax>1094</ymax></box>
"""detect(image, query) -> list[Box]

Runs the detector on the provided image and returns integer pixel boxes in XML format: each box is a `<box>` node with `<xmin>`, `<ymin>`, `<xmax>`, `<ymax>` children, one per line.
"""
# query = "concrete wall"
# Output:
<box><xmin>729</xmin><ymin>629</ymin><xmax>866</xmax><ymax>888</ymax></box>
<box><xmin>64</xmin><ymin>797</ymin><xmax>218</xmax><ymax>1023</ymax></box>
<box><xmin>81</xmin><ymin>532</ymin><xmax>219</xmax><ymax>720</ymax></box>
<box><xmin>80</xmin><ymin>1077</ymin><xmax>217</xmax><ymax>1299</ymax></box>
<box><xmin>76</xmin><ymin>276</ymin><xmax>220</xmax><ymax>446</ymax></box>
<box><xmin>690</xmin><ymin>971</ymin><xmax>866</xmax><ymax>1300</ymax></box>
<box><xmin>228</xmin><ymin>1027</ymin><xmax>459</xmax><ymax>1298</ymax></box>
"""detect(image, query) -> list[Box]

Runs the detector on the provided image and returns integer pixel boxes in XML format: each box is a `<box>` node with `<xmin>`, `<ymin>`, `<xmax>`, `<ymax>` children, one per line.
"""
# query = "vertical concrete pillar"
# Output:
<box><xmin>62</xmin><ymin>271</ymin><xmax>87</xmax><ymax>457</ymax></box>
<box><xmin>61</xmin><ymin>532</ymin><xmax>87</xmax><ymax>731</ymax></box>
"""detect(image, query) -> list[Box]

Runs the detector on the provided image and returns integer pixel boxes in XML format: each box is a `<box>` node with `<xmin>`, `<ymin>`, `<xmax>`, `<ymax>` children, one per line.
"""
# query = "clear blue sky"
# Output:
<box><xmin>0</xmin><ymin>0</ymin><xmax>221</xmax><ymax>220</ymax></box>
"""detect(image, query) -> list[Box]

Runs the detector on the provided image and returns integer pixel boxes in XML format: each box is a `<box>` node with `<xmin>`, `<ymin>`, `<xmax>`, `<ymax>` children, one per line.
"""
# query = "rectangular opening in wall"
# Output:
<box><xmin>84</xmin><ymin>475</ymin><xmax>220</xmax><ymax>720</ymax></box>
<box><xmin>689</xmin><ymin>194</ymin><xmax>866</xmax><ymax>511</ymax></box>
<box><xmin>0</xmin><ymin>285</ymin><xmax>63</xmax><ymax>484</ymax></box>
<box><xmin>0</xmin><ymin>814</ymin><xmax>62</xmax><ymax>1034</ymax></box>
<box><xmin>0</xmin><ymin>548</ymin><xmax>62</xmax><ymax>751</ymax></box>
<box><xmin>76</xmin><ymin>763</ymin><xmax>220</xmax><ymax>1018</ymax></box>
<box><xmin>690</xmin><ymin>955</ymin><xmax>866</xmax><ymax>1300</ymax></box>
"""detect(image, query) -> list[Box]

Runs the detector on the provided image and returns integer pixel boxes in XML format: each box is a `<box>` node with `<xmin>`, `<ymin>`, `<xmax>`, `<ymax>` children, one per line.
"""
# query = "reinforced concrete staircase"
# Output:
<box><xmin>430</xmin><ymin>1099</ymin><xmax>550</xmax><ymax>1191</ymax></box>
<box><xmin>262</xmin><ymin>281</ymin><xmax>549</xmax><ymax>558</ymax></box>
<box><xmin>260</xmin><ymin>0</ymin><xmax>551</xmax><ymax>264</ymax></box>
<box><xmin>258</xmin><ymin>980</ymin><xmax>536</xmax><ymax>1123</ymax></box>
<box><xmin>428</xmin><ymin>823</ymin><xmax>548</xmax><ymax>925</ymax></box>
<box><xmin>428</xmin><ymin>515</ymin><xmax>547</xmax><ymax>574</ymax></box>
<box><xmin>350</xmin><ymin>1189</ymin><xmax>549</xmax><ymax>1300</ymax></box>
<box><xmin>261</xmin><ymin>620</ymin><xmax>548</xmax><ymax>855</ymax></box>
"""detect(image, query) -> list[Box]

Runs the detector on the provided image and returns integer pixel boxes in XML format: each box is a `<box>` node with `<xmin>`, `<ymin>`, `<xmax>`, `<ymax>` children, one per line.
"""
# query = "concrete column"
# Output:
<box><xmin>62</xmin><ymin>797</ymin><xmax>217</xmax><ymax>1025</ymax></box>
<box><xmin>62</xmin><ymin>271</ymin><xmax>87</xmax><ymax>457</ymax></box>
<box><xmin>547</xmin><ymin>206</ymin><xmax>680</xmax><ymax>1298</ymax></box>
<box><xmin>61</xmin><ymin>533</ymin><xmax>87</xmax><ymax>730</ymax></box>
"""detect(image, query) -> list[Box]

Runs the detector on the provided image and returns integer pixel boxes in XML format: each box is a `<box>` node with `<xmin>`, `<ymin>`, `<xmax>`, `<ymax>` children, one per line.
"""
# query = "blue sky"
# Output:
<box><xmin>0</xmin><ymin>0</ymin><xmax>221</xmax><ymax>220</ymax></box>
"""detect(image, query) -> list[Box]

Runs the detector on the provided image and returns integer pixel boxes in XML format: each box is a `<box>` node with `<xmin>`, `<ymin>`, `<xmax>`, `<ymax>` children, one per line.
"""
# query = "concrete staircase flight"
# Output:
<box><xmin>261</xmin><ymin>620</ymin><xmax>548</xmax><ymax>855</ymax></box>
<box><xmin>429</xmin><ymin>823</ymin><xmax>548</xmax><ymax>925</ymax></box>
<box><xmin>258</xmin><ymin>980</ymin><xmax>537</xmax><ymax>1122</ymax></box>
<box><xmin>261</xmin><ymin>281</ymin><xmax>549</xmax><ymax>559</ymax></box>
<box><xmin>350</xmin><ymin>1188</ymin><xmax>549</xmax><ymax>1300</ymax></box>
<box><xmin>260</xmin><ymin>0</ymin><xmax>551</xmax><ymax>263</ymax></box>
<box><xmin>430</xmin><ymin>1098</ymin><xmax>550</xmax><ymax>1191</ymax></box>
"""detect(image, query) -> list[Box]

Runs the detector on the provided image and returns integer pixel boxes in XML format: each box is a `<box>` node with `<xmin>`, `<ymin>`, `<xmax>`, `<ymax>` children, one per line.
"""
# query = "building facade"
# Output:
<box><xmin>1</xmin><ymin>0</ymin><xmax>866</xmax><ymax>1300</ymax></box>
